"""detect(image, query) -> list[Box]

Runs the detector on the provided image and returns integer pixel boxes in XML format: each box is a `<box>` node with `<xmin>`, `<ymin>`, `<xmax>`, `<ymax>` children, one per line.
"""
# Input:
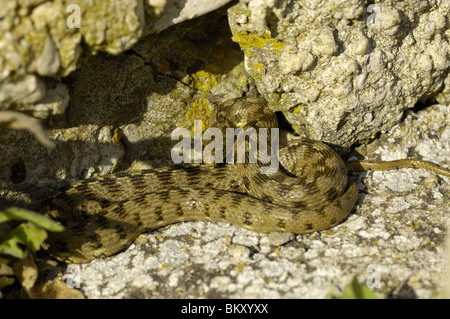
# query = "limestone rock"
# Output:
<box><xmin>228</xmin><ymin>0</ymin><xmax>450</xmax><ymax>147</ymax></box>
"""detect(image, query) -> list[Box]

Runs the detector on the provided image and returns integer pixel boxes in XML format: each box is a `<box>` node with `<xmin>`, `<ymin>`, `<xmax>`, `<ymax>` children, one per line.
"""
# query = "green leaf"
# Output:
<box><xmin>0</xmin><ymin>222</ymin><xmax>48</xmax><ymax>258</ymax></box>
<box><xmin>0</xmin><ymin>207</ymin><xmax>64</xmax><ymax>232</ymax></box>
<box><xmin>333</xmin><ymin>276</ymin><xmax>379</xmax><ymax>299</ymax></box>
<box><xmin>0</xmin><ymin>275</ymin><xmax>15</xmax><ymax>290</ymax></box>
<box><xmin>0</xmin><ymin>235</ymin><xmax>29</xmax><ymax>259</ymax></box>
<box><xmin>0</xmin><ymin>207</ymin><xmax>64</xmax><ymax>259</ymax></box>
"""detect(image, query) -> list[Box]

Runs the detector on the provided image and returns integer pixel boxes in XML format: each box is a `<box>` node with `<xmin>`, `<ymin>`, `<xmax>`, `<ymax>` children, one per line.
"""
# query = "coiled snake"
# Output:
<box><xmin>41</xmin><ymin>97</ymin><xmax>450</xmax><ymax>263</ymax></box>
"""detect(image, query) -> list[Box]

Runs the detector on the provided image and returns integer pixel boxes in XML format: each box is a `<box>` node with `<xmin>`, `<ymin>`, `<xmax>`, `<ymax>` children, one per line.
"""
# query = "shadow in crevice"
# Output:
<box><xmin>387</xmin><ymin>281</ymin><xmax>418</xmax><ymax>299</ymax></box>
<box><xmin>49</xmin><ymin>6</ymin><xmax>243</xmax><ymax>130</ymax></box>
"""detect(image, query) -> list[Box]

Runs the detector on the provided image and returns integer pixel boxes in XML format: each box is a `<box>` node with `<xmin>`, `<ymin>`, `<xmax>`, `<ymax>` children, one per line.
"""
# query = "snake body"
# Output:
<box><xmin>41</xmin><ymin>97</ymin><xmax>450</xmax><ymax>263</ymax></box>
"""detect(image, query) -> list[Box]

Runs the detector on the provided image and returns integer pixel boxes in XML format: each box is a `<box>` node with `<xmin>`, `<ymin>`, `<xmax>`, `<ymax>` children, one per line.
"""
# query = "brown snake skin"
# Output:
<box><xmin>41</xmin><ymin>97</ymin><xmax>450</xmax><ymax>263</ymax></box>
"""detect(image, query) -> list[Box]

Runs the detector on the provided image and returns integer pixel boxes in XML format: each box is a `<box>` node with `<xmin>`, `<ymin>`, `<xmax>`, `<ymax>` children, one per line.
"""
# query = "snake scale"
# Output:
<box><xmin>41</xmin><ymin>97</ymin><xmax>450</xmax><ymax>264</ymax></box>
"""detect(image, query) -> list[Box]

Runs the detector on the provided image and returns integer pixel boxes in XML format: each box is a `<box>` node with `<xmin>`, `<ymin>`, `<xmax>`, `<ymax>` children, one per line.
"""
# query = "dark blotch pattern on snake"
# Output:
<box><xmin>41</xmin><ymin>97</ymin><xmax>450</xmax><ymax>263</ymax></box>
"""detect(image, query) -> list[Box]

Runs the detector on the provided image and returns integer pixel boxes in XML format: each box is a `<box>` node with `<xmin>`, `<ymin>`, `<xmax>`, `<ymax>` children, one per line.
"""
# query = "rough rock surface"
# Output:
<box><xmin>228</xmin><ymin>0</ymin><xmax>450</xmax><ymax>146</ymax></box>
<box><xmin>0</xmin><ymin>0</ymin><xmax>233</xmax><ymax>111</ymax></box>
<box><xmin>0</xmin><ymin>4</ymin><xmax>248</xmax><ymax>206</ymax></box>
<box><xmin>0</xmin><ymin>0</ymin><xmax>449</xmax><ymax>299</ymax></box>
